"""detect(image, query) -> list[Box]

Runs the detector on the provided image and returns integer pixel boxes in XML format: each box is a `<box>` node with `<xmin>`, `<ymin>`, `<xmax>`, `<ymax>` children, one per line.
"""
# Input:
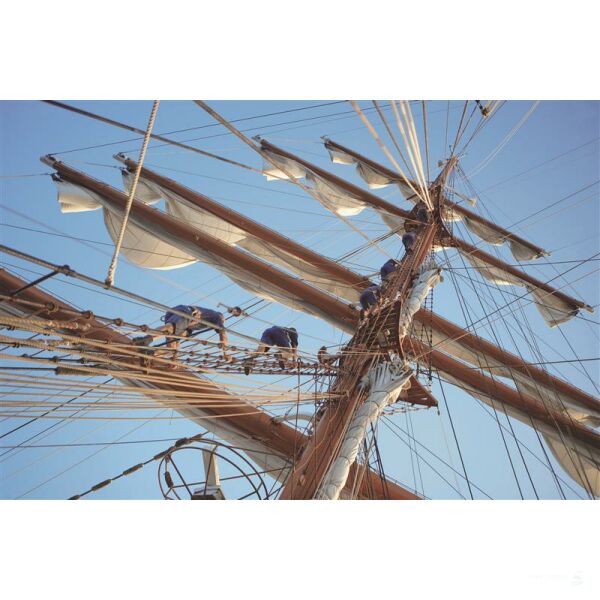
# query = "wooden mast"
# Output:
<box><xmin>323</xmin><ymin>137</ymin><xmax>548</xmax><ymax>259</ymax></box>
<box><xmin>117</xmin><ymin>154</ymin><xmax>600</xmax><ymax>417</ymax></box>
<box><xmin>36</xmin><ymin>158</ymin><xmax>599</xmax><ymax>498</ymax></box>
<box><xmin>259</xmin><ymin>139</ymin><xmax>589</xmax><ymax>313</ymax></box>
<box><xmin>0</xmin><ymin>267</ymin><xmax>417</xmax><ymax>500</ymax></box>
<box><xmin>114</xmin><ymin>154</ymin><xmax>372</xmax><ymax>291</ymax></box>
<box><xmin>279</xmin><ymin>159</ymin><xmax>455</xmax><ymax>499</ymax></box>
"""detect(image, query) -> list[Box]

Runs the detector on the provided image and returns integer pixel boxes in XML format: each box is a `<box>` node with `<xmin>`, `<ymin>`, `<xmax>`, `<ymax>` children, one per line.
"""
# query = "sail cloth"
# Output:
<box><xmin>54</xmin><ymin>177</ymin><xmax>103</xmax><ymax>213</ymax></box>
<box><xmin>121</xmin><ymin>169</ymin><xmax>161</xmax><ymax>205</ymax></box>
<box><xmin>53</xmin><ymin>177</ymin><xmax>352</xmax><ymax>332</ymax></box>
<box><xmin>137</xmin><ymin>176</ymin><xmax>363</xmax><ymax>303</ymax></box>
<box><xmin>261</xmin><ymin>148</ymin><xmax>370</xmax><ymax>217</ymax></box>
<box><xmin>54</xmin><ymin>175</ymin><xmax>198</xmax><ymax>270</ymax></box>
<box><xmin>397</xmin><ymin>263</ymin><xmax>443</xmax><ymax>339</ymax></box>
<box><xmin>316</xmin><ymin>361</ymin><xmax>413</xmax><ymax>500</ymax></box>
<box><xmin>426</xmin><ymin>327</ymin><xmax>600</xmax><ymax>428</ymax></box>
<box><xmin>323</xmin><ymin>140</ymin><xmax>548</xmax><ymax>262</ymax></box>
<box><xmin>103</xmin><ymin>209</ymin><xmax>197</xmax><ymax>270</ymax></box>
<box><xmin>258</xmin><ymin>148</ymin><xmax>582</xmax><ymax>326</ymax></box>
<box><xmin>437</xmin><ymin>371</ymin><xmax>600</xmax><ymax>498</ymax></box>
<box><xmin>460</xmin><ymin>252</ymin><xmax>580</xmax><ymax>326</ymax></box>
<box><xmin>262</xmin><ymin>149</ymin><xmax>308</xmax><ymax>181</ymax></box>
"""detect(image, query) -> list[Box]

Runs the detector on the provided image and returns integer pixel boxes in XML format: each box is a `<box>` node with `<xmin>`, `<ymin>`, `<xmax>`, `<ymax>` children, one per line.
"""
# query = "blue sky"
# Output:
<box><xmin>0</xmin><ymin>100</ymin><xmax>598</xmax><ymax>499</ymax></box>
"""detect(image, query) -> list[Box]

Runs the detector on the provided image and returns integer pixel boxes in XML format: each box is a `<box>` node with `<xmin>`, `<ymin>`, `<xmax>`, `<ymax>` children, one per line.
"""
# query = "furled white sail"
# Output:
<box><xmin>103</xmin><ymin>209</ymin><xmax>197</xmax><ymax>270</ymax></box>
<box><xmin>324</xmin><ymin>141</ymin><xmax>397</xmax><ymax>189</ymax></box>
<box><xmin>54</xmin><ymin>176</ymin><xmax>197</xmax><ymax>270</ymax></box>
<box><xmin>144</xmin><ymin>181</ymin><xmax>248</xmax><ymax>246</ymax></box>
<box><xmin>238</xmin><ymin>237</ymin><xmax>362</xmax><ymax>303</ymax></box>
<box><xmin>436</xmin><ymin>371</ymin><xmax>600</xmax><ymax>498</ymax></box>
<box><xmin>427</xmin><ymin>327</ymin><xmax>600</xmax><ymax>427</ymax></box>
<box><xmin>397</xmin><ymin>262</ymin><xmax>443</xmax><ymax>339</ymax></box>
<box><xmin>315</xmin><ymin>361</ymin><xmax>413</xmax><ymax>500</ymax></box>
<box><xmin>355</xmin><ymin>161</ymin><xmax>397</xmax><ymax>189</ymax></box>
<box><xmin>543</xmin><ymin>435</ymin><xmax>600</xmax><ymax>498</ymax></box>
<box><xmin>323</xmin><ymin>141</ymin><xmax>549</xmax><ymax>262</ymax></box>
<box><xmin>121</xmin><ymin>169</ymin><xmax>162</xmax><ymax>205</ymax></box>
<box><xmin>460</xmin><ymin>252</ymin><xmax>581</xmax><ymax>326</ymax></box>
<box><xmin>306</xmin><ymin>172</ymin><xmax>366</xmax><ymax>216</ymax></box>
<box><xmin>55</xmin><ymin>178</ymin><xmax>353</xmax><ymax>332</ymax></box>
<box><xmin>54</xmin><ymin>177</ymin><xmax>103</xmax><ymax>213</ymax></box>
<box><xmin>262</xmin><ymin>149</ymin><xmax>307</xmax><ymax>181</ymax></box>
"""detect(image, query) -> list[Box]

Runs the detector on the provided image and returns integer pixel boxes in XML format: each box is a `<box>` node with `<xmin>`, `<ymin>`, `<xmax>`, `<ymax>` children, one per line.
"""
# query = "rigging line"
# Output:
<box><xmin>407</xmin><ymin>409</ymin><xmax>424</xmax><ymax>496</ymax></box>
<box><xmin>453</xmin><ymin>169</ymin><xmax>598</xmax><ymax>319</ymax></box>
<box><xmin>389</xmin><ymin>100</ymin><xmax>431</xmax><ymax>206</ymax></box>
<box><xmin>0</xmin><ymin>172</ymin><xmax>52</xmax><ymax>179</ymax></box>
<box><xmin>15</xmin><ymin>407</ymin><xmax>170</xmax><ymax>499</ymax></box>
<box><xmin>0</xmin><ymin>244</ymin><xmax>271</xmax><ymax>348</ymax></box>
<box><xmin>471</xmin><ymin>398</ymin><xmax>583</xmax><ymax>499</ymax></box>
<box><xmin>105</xmin><ymin>100</ymin><xmax>159</xmax><ymax>287</ymax></box>
<box><xmin>351</xmin><ymin>100</ymin><xmax>426</xmax><ymax>204</ymax></box>
<box><xmin>194</xmin><ymin>101</ymin><xmax>395</xmax><ymax>260</ymax></box>
<box><xmin>42</xmin><ymin>101</ymin><xmax>347</xmax><ymax>155</ymax></box>
<box><xmin>0</xmin><ymin>376</ymin><xmax>114</xmax><ymax>442</ymax></box>
<box><xmin>443</xmin><ymin>228</ymin><xmax>594</xmax><ymax>497</ymax></box>
<box><xmin>372</xmin><ymin>101</ymin><xmax>416</xmax><ymax>178</ymax></box>
<box><xmin>468</xmin><ymin>101</ymin><xmax>541</xmax><ymax>177</ymax></box>
<box><xmin>382</xmin><ymin>416</ymin><xmax>493</xmax><ymax>499</ymax></box>
<box><xmin>396</xmin><ymin>100</ymin><xmax>430</xmax><ymax>203</ymax></box>
<box><xmin>444</xmin><ymin>100</ymin><xmax>450</xmax><ymax>156</ymax></box>
<box><xmin>447</xmin><ymin>241</ymin><xmax>541</xmax><ymax>498</ymax></box>
<box><xmin>482</xmin><ymin>136</ymin><xmax>600</xmax><ymax>193</ymax></box>
<box><xmin>432</xmin><ymin>265</ymin><xmax>600</xmax><ymax>400</ymax></box>
<box><xmin>379</xmin><ymin>418</ymin><xmax>466</xmax><ymax>499</ymax></box>
<box><xmin>422</xmin><ymin>100</ymin><xmax>430</xmax><ymax>183</ymax></box>
<box><xmin>0</xmin><ymin>202</ymin><xmax>208</xmax><ymax>296</ymax></box>
<box><xmin>453</xmin><ymin>171</ymin><xmax>600</xmax><ymax>386</ymax></box>
<box><xmin>508</xmin><ymin>178</ymin><xmax>599</xmax><ymax>230</ymax></box>
<box><xmin>42</xmin><ymin>101</ymin><xmax>263</xmax><ymax>174</ymax></box>
<box><xmin>121</xmin><ymin>102</ymin><xmax>423</xmax><ymax>155</ymax></box>
<box><xmin>1</xmin><ymin>388</ymin><xmax>126</xmax><ymax>482</ymax></box>
<box><xmin>449</xmin><ymin>101</ymin><xmax>469</xmax><ymax>158</ymax></box>
<box><xmin>439</xmin><ymin>239</ymin><xmax>528</xmax><ymax>497</ymax></box>
<box><xmin>457</xmin><ymin>101</ymin><xmax>507</xmax><ymax>156</ymax></box>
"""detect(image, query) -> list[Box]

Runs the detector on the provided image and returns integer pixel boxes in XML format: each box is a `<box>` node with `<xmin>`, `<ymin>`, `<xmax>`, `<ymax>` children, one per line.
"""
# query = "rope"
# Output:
<box><xmin>104</xmin><ymin>101</ymin><xmax>159</xmax><ymax>287</ymax></box>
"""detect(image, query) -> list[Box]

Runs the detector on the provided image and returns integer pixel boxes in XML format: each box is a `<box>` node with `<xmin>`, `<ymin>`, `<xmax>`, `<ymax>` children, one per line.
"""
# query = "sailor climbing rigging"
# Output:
<box><xmin>244</xmin><ymin>325</ymin><xmax>299</xmax><ymax>375</ymax></box>
<box><xmin>359</xmin><ymin>284</ymin><xmax>380</xmax><ymax>320</ymax></box>
<box><xmin>133</xmin><ymin>304</ymin><xmax>242</xmax><ymax>364</ymax></box>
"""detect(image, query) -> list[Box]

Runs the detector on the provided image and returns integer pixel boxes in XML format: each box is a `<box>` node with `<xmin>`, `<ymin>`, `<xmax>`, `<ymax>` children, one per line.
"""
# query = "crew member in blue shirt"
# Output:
<box><xmin>359</xmin><ymin>284</ymin><xmax>380</xmax><ymax>320</ymax></box>
<box><xmin>244</xmin><ymin>325</ymin><xmax>299</xmax><ymax>375</ymax></box>
<box><xmin>134</xmin><ymin>304</ymin><xmax>242</xmax><ymax>363</ymax></box>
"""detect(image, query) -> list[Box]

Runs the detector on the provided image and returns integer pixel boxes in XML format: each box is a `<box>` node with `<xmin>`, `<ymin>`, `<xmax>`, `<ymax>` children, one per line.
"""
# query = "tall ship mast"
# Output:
<box><xmin>1</xmin><ymin>100</ymin><xmax>598</xmax><ymax>500</ymax></box>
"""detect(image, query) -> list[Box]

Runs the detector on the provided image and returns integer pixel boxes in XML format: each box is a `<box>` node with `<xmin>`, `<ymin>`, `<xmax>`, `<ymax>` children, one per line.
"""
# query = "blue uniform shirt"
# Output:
<box><xmin>164</xmin><ymin>305</ymin><xmax>224</xmax><ymax>333</ymax></box>
<box><xmin>261</xmin><ymin>326</ymin><xmax>298</xmax><ymax>348</ymax></box>
<box><xmin>360</xmin><ymin>285</ymin><xmax>380</xmax><ymax>309</ymax></box>
<box><xmin>380</xmin><ymin>259</ymin><xmax>399</xmax><ymax>280</ymax></box>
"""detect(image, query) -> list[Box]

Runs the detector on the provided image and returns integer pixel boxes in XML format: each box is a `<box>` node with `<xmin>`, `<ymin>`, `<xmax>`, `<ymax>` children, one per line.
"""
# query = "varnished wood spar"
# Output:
<box><xmin>0</xmin><ymin>268</ymin><xmax>303</xmax><ymax>457</ymax></box>
<box><xmin>420</xmin><ymin>309</ymin><xmax>600</xmax><ymax>415</ymax></box>
<box><xmin>0</xmin><ymin>267</ymin><xmax>416</xmax><ymax>500</ymax></box>
<box><xmin>323</xmin><ymin>138</ymin><xmax>548</xmax><ymax>259</ymax></box>
<box><xmin>114</xmin><ymin>154</ymin><xmax>599</xmax><ymax>414</ymax></box>
<box><xmin>114</xmin><ymin>155</ymin><xmax>372</xmax><ymax>291</ymax></box>
<box><xmin>41</xmin><ymin>156</ymin><xmax>358</xmax><ymax>333</ymax></box>
<box><xmin>279</xmin><ymin>224</ymin><xmax>438</xmax><ymax>500</ymax></box>
<box><xmin>450</xmin><ymin>238</ymin><xmax>590</xmax><ymax>311</ymax></box>
<box><xmin>403</xmin><ymin>336</ymin><xmax>600</xmax><ymax>452</ymax></box>
<box><xmin>260</xmin><ymin>139</ymin><xmax>588</xmax><ymax>313</ymax></box>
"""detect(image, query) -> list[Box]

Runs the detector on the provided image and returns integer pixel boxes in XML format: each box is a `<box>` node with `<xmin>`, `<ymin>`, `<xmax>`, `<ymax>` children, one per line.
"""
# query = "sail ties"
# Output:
<box><xmin>315</xmin><ymin>360</ymin><xmax>413</xmax><ymax>500</ymax></box>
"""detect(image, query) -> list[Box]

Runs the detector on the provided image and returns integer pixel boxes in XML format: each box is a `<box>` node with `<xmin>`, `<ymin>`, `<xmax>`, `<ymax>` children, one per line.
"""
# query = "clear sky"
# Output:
<box><xmin>0</xmin><ymin>100</ymin><xmax>598</xmax><ymax>499</ymax></box>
